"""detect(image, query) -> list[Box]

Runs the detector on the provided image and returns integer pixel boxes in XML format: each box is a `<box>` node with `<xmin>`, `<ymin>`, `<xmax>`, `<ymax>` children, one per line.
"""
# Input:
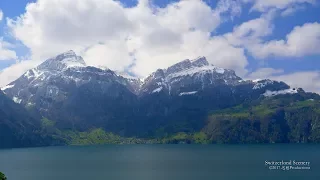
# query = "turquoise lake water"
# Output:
<box><xmin>0</xmin><ymin>144</ymin><xmax>319</xmax><ymax>180</ymax></box>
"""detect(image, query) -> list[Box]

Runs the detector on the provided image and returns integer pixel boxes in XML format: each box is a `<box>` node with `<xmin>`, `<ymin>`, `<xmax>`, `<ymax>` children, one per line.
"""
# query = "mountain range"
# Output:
<box><xmin>1</xmin><ymin>50</ymin><xmax>320</xmax><ymax>147</ymax></box>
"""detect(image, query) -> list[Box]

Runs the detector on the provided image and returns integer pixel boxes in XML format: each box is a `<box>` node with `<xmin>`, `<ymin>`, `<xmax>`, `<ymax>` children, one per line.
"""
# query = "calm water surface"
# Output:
<box><xmin>0</xmin><ymin>144</ymin><xmax>319</xmax><ymax>180</ymax></box>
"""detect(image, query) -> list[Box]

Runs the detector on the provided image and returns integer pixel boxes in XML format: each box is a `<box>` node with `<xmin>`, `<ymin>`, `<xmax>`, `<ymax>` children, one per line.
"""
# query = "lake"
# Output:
<box><xmin>0</xmin><ymin>144</ymin><xmax>319</xmax><ymax>180</ymax></box>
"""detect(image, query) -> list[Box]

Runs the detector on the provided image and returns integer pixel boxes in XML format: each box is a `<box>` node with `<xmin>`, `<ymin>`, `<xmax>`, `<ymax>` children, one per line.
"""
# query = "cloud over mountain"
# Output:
<box><xmin>6</xmin><ymin>0</ymin><xmax>246</xmax><ymax>78</ymax></box>
<box><xmin>0</xmin><ymin>0</ymin><xmax>319</xmax><ymax>93</ymax></box>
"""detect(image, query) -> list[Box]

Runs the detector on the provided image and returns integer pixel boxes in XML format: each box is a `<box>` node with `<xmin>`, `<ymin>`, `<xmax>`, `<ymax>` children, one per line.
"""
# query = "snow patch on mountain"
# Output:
<box><xmin>165</xmin><ymin>57</ymin><xmax>225</xmax><ymax>80</ymax></box>
<box><xmin>33</xmin><ymin>69</ymin><xmax>43</xmax><ymax>80</ymax></box>
<box><xmin>24</xmin><ymin>69</ymin><xmax>43</xmax><ymax>80</ymax></box>
<box><xmin>63</xmin><ymin>58</ymin><xmax>86</xmax><ymax>68</ymax></box>
<box><xmin>166</xmin><ymin>65</ymin><xmax>225</xmax><ymax>80</ymax></box>
<box><xmin>152</xmin><ymin>87</ymin><xmax>163</xmax><ymax>93</ymax></box>
<box><xmin>179</xmin><ymin>91</ymin><xmax>198</xmax><ymax>96</ymax></box>
<box><xmin>1</xmin><ymin>84</ymin><xmax>14</xmax><ymax>91</ymax></box>
<box><xmin>116</xmin><ymin>71</ymin><xmax>139</xmax><ymax>80</ymax></box>
<box><xmin>58</xmin><ymin>51</ymin><xmax>86</xmax><ymax>68</ymax></box>
<box><xmin>37</xmin><ymin>50</ymin><xmax>86</xmax><ymax>72</ymax></box>
<box><xmin>13</xmin><ymin>96</ymin><xmax>22</xmax><ymax>104</ymax></box>
<box><xmin>95</xmin><ymin>65</ymin><xmax>110</xmax><ymax>71</ymax></box>
<box><xmin>26</xmin><ymin>102</ymin><xmax>35</xmax><ymax>107</ymax></box>
<box><xmin>252</xmin><ymin>79</ymin><xmax>262</xmax><ymax>83</ymax></box>
<box><xmin>263</xmin><ymin>88</ymin><xmax>298</xmax><ymax>97</ymax></box>
<box><xmin>24</xmin><ymin>70</ymin><xmax>33</xmax><ymax>79</ymax></box>
<box><xmin>253</xmin><ymin>80</ymin><xmax>274</xmax><ymax>90</ymax></box>
<box><xmin>190</xmin><ymin>56</ymin><xmax>209</xmax><ymax>67</ymax></box>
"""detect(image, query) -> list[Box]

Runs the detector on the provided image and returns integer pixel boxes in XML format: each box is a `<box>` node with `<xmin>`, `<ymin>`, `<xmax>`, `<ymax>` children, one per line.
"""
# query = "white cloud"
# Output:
<box><xmin>224</xmin><ymin>10</ymin><xmax>320</xmax><ymax>60</ymax></box>
<box><xmin>0</xmin><ymin>38</ymin><xmax>17</xmax><ymax>60</ymax></box>
<box><xmin>7</xmin><ymin>0</ymin><xmax>134</xmax><ymax>61</ymax></box>
<box><xmin>247</xmin><ymin>68</ymin><xmax>320</xmax><ymax>93</ymax></box>
<box><xmin>250</xmin><ymin>22</ymin><xmax>320</xmax><ymax>59</ymax></box>
<box><xmin>0</xmin><ymin>9</ymin><xmax>3</xmax><ymax>21</ymax></box>
<box><xmin>83</xmin><ymin>39</ymin><xmax>133</xmax><ymax>72</ymax></box>
<box><xmin>225</xmin><ymin>11</ymin><xmax>275</xmax><ymax>46</ymax></box>
<box><xmin>243</xmin><ymin>0</ymin><xmax>315</xmax><ymax>12</ymax></box>
<box><xmin>273</xmin><ymin>72</ymin><xmax>320</xmax><ymax>94</ymax></box>
<box><xmin>131</xmin><ymin>32</ymin><xmax>248</xmax><ymax>77</ymax></box>
<box><xmin>226</xmin><ymin>10</ymin><xmax>320</xmax><ymax>94</ymax></box>
<box><xmin>246</xmin><ymin>68</ymin><xmax>284</xmax><ymax>78</ymax></box>
<box><xmin>0</xmin><ymin>60</ymin><xmax>42</xmax><ymax>87</ymax></box>
<box><xmin>5</xmin><ymin>0</ymin><xmax>247</xmax><ymax>80</ymax></box>
<box><xmin>281</xmin><ymin>5</ymin><xmax>306</xmax><ymax>16</ymax></box>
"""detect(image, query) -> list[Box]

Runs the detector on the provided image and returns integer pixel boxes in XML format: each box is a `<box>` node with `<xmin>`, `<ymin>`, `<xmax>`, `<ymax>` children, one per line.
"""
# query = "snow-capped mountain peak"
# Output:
<box><xmin>2</xmin><ymin>50</ymin><xmax>140</xmax><ymax>107</ymax></box>
<box><xmin>140</xmin><ymin>56</ymin><xmax>243</xmax><ymax>95</ymax></box>
<box><xmin>37</xmin><ymin>50</ymin><xmax>86</xmax><ymax>71</ymax></box>
<box><xmin>190</xmin><ymin>56</ymin><xmax>209</xmax><ymax>67</ymax></box>
<box><xmin>163</xmin><ymin>57</ymin><xmax>234</xmax><ymax>81</ymax></box>
<box><xmin>165</xmin><ymin>59</ymin><xmax>193</xmax><ymax>75</ymax></box>
<box><xmin>165</xmin><ymin>57</ymin><xmax>210</xmax><ymax>76</ymax></box>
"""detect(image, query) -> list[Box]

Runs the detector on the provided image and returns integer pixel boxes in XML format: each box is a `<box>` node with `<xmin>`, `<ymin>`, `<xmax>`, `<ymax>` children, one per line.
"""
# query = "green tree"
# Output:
<box><xmin>0</xmin><ymin>172</ymin><xmax>7</xmax><ymax>180</ymax></box>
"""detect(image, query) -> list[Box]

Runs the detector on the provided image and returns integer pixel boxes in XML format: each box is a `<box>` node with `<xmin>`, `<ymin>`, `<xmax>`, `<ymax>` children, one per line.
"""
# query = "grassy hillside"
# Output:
<box><xmin>203</xmin><ymin>96</ymin><xmax>320</xmax><ymax>143</ymax></box>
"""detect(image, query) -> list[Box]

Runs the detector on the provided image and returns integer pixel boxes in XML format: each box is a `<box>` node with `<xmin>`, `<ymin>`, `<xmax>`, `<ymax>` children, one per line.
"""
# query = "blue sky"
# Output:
<box><xmin>0</xmin><ymin>0</ymin><xmax>320</xmax><ymax>92</ymax></box>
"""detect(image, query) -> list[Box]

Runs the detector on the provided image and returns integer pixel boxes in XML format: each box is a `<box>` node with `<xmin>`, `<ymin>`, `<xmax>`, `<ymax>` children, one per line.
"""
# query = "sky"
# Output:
<box><xmin>0</xmin><ymin>0</ymin><xmax>319</xmax><ymax>93</ymax></box>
